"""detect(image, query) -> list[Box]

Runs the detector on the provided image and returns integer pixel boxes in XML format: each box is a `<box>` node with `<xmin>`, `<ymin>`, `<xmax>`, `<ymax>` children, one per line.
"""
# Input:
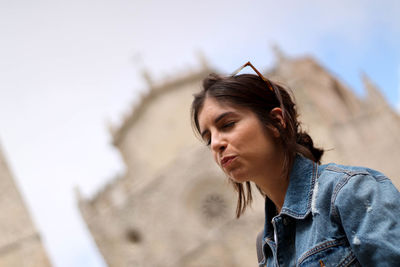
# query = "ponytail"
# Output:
<box><xmin>295</xmin><ymin>131</ymin><xmax>324</xmax><ymax>164</ymax></box>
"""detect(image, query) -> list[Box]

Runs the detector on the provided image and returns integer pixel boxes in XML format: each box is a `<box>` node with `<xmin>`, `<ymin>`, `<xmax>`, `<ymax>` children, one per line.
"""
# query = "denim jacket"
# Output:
<box><xmin>259</xmin><ymin>155</ymin><xmax>400</xmax><ymax>267</ymax></box>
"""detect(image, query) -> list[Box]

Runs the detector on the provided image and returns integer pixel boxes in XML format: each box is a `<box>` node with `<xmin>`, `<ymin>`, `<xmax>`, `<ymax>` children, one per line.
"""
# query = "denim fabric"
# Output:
<box><xmin>259</xmin><ymin>155</ymin><xmax>400</xmax><ymax>267</ymax></box>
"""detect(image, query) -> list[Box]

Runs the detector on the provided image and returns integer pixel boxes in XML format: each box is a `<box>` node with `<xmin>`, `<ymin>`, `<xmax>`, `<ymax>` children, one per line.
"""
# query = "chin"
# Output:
<box><xmin>223</xmin><ymin>167</ymin><xmax>249</xmax><ymax>183</ymax></box>
<box><xmin>228</xmin><ymin>174</ymin><xmax>249</xmax><ymax>184</ymax></box>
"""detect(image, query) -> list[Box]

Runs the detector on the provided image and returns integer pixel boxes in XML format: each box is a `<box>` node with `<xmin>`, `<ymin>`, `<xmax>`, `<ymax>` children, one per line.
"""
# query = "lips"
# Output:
<box><xmin>220</xmin><ymin>156</ymin><xmax>237</xmax><ymax>168</ymax></box>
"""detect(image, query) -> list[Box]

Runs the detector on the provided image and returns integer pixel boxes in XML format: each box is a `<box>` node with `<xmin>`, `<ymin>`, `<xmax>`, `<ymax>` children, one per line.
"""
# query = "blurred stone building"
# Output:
<box><xmin>0</xmin><ymin>144</ymin><xmax>52</xmax><ymax>267</ymax></box>
<box><xmin>77</xmin><ymin>52</ymin><xmax>400</xmax><ymax>267</ymax></box>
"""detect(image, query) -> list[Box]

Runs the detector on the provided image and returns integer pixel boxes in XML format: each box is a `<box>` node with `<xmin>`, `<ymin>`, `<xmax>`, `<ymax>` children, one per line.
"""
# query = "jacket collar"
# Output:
<box><xmin>280</xmin><ymin>154</ymin><xmax>317</xmax><ymax>218</ymax></box>
<box><xmin>264</xmin><ymin>154</ymin><xmax>317</xmax><ymax>237</ymax></box>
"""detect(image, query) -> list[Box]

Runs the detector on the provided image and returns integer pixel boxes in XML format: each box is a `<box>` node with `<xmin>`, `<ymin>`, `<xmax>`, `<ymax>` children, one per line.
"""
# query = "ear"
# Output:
<box><xmin>269</xmin><ymin>108</ymin><xmax>286</xmax><ymax>137</ymax></box>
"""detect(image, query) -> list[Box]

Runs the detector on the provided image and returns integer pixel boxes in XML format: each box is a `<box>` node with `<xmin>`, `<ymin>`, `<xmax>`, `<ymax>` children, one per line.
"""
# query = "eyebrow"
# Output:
<box><xmin>200</xmin><ymin>112</ymin><xmax>235</xmax><ymax>138</ymax></box>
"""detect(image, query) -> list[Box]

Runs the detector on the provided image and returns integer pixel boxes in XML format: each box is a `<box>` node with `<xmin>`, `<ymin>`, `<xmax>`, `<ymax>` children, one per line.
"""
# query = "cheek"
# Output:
<box><xmin>246</xmin><ymin>130</ymin><xmax>277</xmax><ymax>159</ymax></box>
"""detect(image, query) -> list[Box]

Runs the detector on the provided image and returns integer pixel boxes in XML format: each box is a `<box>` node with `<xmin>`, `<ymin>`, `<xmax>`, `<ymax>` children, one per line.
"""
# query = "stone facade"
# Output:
<box><xmin>78</xmin><ymin>53</ymin><xmax>400</xmax><ymax>267</ymax></box>
<box><xmin>0</xmin><ymin>144</ymin><xmax>52</xmax><ymax>267</ymax></box>
<box><xmin>268</xmin><ymin>54</ymin><xmax>400</xmax><ymax>186</ymax></box>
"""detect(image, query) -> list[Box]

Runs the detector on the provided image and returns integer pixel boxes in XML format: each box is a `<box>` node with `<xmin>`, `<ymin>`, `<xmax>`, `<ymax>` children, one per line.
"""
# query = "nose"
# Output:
<box><xmin>210</xmin><ymin>132</ymin><xmax>227</xmax><ymax>154</ymax></box>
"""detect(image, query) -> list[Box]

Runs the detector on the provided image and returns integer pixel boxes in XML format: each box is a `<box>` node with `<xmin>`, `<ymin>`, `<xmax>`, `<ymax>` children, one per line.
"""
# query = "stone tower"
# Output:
<box><xmin>78</xmin><ymin>53</ymin><xmax>400</xmax><ymax>267</ymax></box>
<box><xmin>0</xmin><ymin>144</ymin><xmax>52</xmax><ymax>267</ymax></box>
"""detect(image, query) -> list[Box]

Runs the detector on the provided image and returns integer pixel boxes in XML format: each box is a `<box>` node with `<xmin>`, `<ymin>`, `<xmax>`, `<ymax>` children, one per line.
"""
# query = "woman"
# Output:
<box><xmin>191</xmin><ymin>62</ymin><xmax>400</xmax><ymax>266</ymax></box>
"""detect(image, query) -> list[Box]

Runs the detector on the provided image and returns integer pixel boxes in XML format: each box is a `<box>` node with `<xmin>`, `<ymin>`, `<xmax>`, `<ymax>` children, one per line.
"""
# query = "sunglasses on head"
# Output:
<box><xmin>231</xmin><ymin>61</ymin><xmax>274</xmax><ymax>92</ymax></box>
<box><xmin>231</xmin><ymin>61</ymin><xmax>286</xmax><ymax>119</ymax></box>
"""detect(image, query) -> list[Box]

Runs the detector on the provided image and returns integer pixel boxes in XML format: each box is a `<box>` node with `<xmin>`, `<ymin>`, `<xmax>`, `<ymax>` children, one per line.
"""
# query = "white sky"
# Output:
<box><xmin>0</xmin><ymin>0</ymin><xmax>399</xmax><ymax>266</ymax></box>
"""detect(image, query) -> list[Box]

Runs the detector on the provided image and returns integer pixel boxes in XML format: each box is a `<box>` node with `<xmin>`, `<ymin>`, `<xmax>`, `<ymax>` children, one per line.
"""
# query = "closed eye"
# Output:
<box><xmin>222</xmin><ymin>121</ymin><xmax>236</xmax><ymax>129</ymax></box>
<box><xmin>202</xmin><ymin>133</ymin><xmax>211</xmax><ymax>147</ymax></box>
<box><xmin>203</xmin><ymin>121</ymin><xmax>236</xmax><ymax>147</ymax></box>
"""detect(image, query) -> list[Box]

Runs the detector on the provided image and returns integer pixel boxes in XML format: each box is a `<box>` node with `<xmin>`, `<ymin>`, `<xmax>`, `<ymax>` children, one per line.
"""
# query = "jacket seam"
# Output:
<box><xmin>297</xmin><ymin>237</ymin><xmax>348</xmax><ymax>266</ymax></box>
<box><xmin>330</xmin><ymin>172</ymin><xmax>362</xmax><ymax>221</ymax></box>
<box><xmin>339</xmin><ymin>251</ymin><xmax>357</xmax><ymax>267</ymax></box>
<box><xmin>324</xmin><ymin>166</ymin><xmax>369</xmax><ymax>176</ymax></box>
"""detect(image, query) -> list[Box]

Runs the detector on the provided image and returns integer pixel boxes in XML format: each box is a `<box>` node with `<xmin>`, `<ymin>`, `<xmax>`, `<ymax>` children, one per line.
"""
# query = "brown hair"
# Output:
<box><xmin>191</xmin><ymin>73</ymin><xmax>324</xmax><ymax>218</ymax></box>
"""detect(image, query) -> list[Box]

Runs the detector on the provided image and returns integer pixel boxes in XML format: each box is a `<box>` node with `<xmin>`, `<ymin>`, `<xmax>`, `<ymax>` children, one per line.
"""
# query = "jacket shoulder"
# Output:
<box><xmin>319</xmin><ymin>162</ymin><xmax>389</xmax><ymax>182</ymax></box>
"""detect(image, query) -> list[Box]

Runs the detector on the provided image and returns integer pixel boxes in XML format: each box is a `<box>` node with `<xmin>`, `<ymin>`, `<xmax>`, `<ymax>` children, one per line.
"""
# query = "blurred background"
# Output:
<box><xmin>0</xmin><ymin>0</ymin><xmax>399</xmax><ymax>266</ymax></box>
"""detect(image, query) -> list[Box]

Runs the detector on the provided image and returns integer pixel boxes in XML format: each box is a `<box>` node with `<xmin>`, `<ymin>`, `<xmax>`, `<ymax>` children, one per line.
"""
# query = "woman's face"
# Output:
<box><xmin>198</xmin><ymin>97</ymin><xmax>281</xmax><ymax>184</ymax></box>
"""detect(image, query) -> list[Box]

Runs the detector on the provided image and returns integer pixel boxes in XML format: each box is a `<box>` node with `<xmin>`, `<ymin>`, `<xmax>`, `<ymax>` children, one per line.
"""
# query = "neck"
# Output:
<box><xmin>260</xmin><ymin>175</ymin><xmax>289</xmax><ymax>213</ymax></box>
<box><xmin>254</xmin><ymin>153</ymin><xmax>292</xmax><ymax>214</ymax></box>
